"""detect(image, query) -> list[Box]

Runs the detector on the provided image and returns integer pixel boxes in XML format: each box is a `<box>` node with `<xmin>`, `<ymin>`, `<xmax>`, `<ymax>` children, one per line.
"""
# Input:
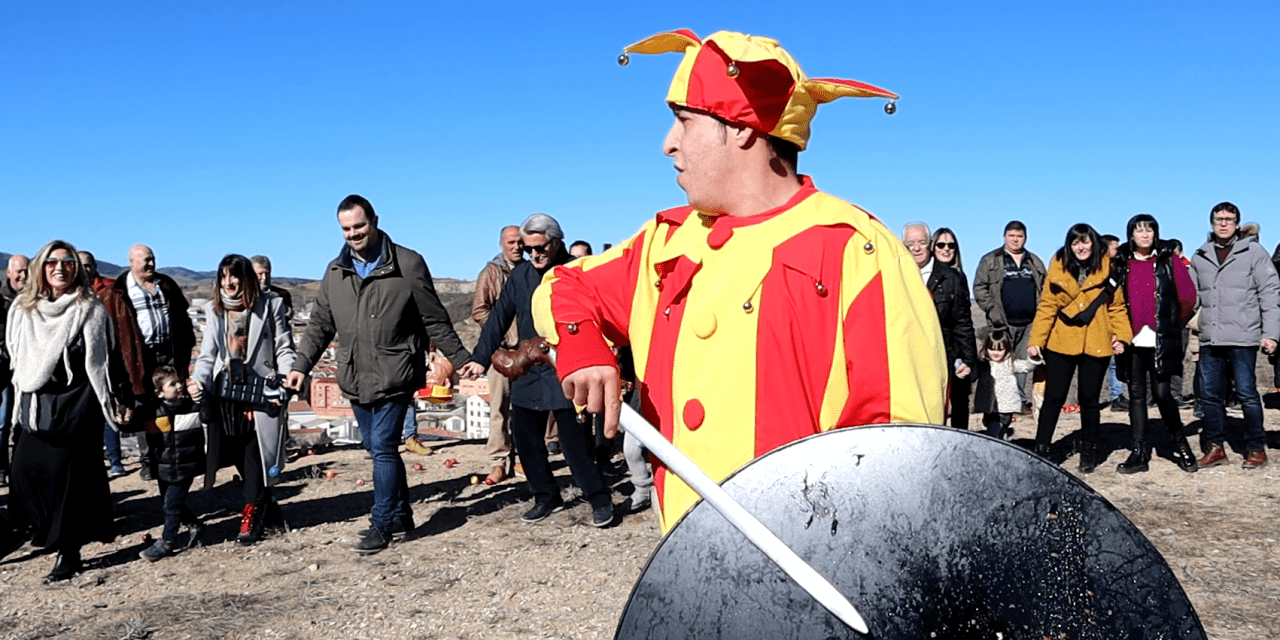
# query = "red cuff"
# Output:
<box><xmin>553</xmin><ymin>321</ymin><xmax>618</xmax><ymax>381</ymax></box>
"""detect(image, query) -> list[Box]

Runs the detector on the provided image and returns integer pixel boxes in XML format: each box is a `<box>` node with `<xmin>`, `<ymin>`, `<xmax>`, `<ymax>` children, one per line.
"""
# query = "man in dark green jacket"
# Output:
<box><xmin>973</xmin><ymin>221</ymin><xmax>1047</xmax><ymax>411</ymax></box>
<box><xmin>286</xmin><ymin>194</ymin><xmax>469</xmax><ymax>554</ymax></box>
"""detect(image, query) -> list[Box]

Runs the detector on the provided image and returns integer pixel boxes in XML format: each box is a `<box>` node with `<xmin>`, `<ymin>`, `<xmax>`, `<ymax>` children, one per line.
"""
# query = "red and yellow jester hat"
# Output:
<box><xmin>619</xmin><ymin>29</ymin><xmax>898</xmax><ymax>151</ymax></box>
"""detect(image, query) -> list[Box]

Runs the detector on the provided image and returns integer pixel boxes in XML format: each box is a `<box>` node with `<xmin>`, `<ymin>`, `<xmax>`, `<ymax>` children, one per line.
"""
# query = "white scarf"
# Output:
<box><xmin>6</xmin><ymin>293</ymin><xmax>119</xmax><ymax>430</ymax></box>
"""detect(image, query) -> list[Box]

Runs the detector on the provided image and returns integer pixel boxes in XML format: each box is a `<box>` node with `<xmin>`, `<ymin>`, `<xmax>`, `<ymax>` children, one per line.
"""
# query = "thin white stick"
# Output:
<box><xmin>617</xmin><ymin>403</ymin><xmax>869</xmax><ymax>634</ymax></box>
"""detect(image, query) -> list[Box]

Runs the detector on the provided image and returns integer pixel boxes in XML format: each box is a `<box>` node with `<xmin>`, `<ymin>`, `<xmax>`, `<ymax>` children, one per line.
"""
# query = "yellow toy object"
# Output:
<box><xmin>422</xmin><ymin>354</ymin><xmax>455</xmax><ymax>405</ymax></box>
<box><xmin>618</xmin><ymin>29</ymin><xmax>898</xmax><ymax>150</ymax></box>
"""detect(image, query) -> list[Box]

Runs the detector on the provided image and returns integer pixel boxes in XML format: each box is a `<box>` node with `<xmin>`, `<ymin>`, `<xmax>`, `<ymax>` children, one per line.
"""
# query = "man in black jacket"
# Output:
<box><xmin>286</xmin><ymin>195</ymin><xmax>470</xmax><ymax>554</ymax></box>
<box><xmin>460</xmin><ymin>213</ymin><xmax>613</xmax><ymax>527</ymax></box>
<box><xmin>903</xmin><ymin>222</ymin><xmax>977</xmax><ymax>429</ymax></box>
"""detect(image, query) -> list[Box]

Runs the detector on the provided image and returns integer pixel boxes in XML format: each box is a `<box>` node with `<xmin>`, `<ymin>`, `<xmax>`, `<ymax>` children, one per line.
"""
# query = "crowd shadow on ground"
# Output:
<box><xmin>102</xmin><ymin>441</ymin><xmax>638</xmax><ymax>563</ymax></box>
<box><xmin>1013</xmin><ymin>405</ymin><xmax>1279</xmax><ymax>470</ymax></box>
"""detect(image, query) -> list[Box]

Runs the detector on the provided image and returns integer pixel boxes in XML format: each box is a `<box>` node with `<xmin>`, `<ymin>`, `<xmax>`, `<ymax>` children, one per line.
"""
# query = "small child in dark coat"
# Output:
<box><xmin>139</xmin><ymin>366</ymin><xmax>206</xmax><ymax>561</ymax></box>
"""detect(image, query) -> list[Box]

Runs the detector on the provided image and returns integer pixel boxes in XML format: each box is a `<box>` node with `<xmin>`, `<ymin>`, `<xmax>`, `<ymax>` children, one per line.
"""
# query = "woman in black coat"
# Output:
<box><xmin>931</xmin><ymin>227</ymin><xmax>977</xmax><ymax>429</ymax></box>
<box><xmin>1112</xmin><ymin>214</ymin><xmax>1198</xmax><ymax>473</ymax></box>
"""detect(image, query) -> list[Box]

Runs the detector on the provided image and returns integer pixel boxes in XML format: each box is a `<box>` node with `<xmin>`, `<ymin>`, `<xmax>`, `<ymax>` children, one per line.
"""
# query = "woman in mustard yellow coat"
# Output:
<box><xmin>1028</xmin><ymin>224</ymin><xmax>1133</xmax><ymax>472</ymax></box>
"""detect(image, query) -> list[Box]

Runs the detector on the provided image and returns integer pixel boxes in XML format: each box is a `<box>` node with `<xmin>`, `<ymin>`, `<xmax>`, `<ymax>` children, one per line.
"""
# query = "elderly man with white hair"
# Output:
<box><xmin>461</xmin><ymin>213</ymin><xmax>614</xmax><ymax>527</ymax></box>
<box><xmin>1</xmin><ymin>254</ymin><xmax>27</xmax><ymax>303</ymax></box>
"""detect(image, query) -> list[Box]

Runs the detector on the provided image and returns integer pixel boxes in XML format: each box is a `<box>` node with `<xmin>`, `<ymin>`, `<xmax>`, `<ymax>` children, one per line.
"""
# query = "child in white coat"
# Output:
<box><xmin>974</xmin><ymin>330</ymin><xmax>1039</xmax><ymax>439</ymax></box>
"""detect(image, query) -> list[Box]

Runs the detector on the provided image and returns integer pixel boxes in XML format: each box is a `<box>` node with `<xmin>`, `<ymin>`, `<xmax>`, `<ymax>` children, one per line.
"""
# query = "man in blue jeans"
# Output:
<box><xmin>286</xmin><ymin>195</ymin><xmax>470</xmax><ymax>553</ymax></box>
<box><xmin>1188</xmin><ymin>202</ymin><xmax>1280</xmax><ymax>470</ymax></box>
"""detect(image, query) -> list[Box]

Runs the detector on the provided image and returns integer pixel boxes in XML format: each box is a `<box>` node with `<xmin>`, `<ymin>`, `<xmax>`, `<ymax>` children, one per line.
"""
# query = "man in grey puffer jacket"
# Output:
<box><xmin>1189</xmin><ymin>202</ymin><xmax>1280</xmax><ymax>470</ymax></box>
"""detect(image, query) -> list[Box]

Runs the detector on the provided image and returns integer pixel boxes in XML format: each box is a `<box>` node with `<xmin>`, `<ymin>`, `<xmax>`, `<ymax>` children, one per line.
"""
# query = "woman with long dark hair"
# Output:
<box><xmin>932</xmin><ymin>227</ymin><xmax>966</xmax><ymax>286</ymax></box>
<box><xmin>189</xmin><ymin>254</ymin><xmax>295</xmax><ymax>545</ymax></box>
<box><xmin>1</xmin><ymin>240</ymin><xmax>129</xmax><ymax>581</ymax></box>
<box><xmin>1113</xmin><ymin>215</ymin><xmax>1198</xmax><ymax>473</ymax></box>
<box><xmin>1028</xmin><ymin>224</ymin><xmax>1132</xmax><ymax>472</ymax></box>
<box><xmin>931</xmin><ymin>227</ymin><xmax>974</xmax><ymax>428</ymax></box>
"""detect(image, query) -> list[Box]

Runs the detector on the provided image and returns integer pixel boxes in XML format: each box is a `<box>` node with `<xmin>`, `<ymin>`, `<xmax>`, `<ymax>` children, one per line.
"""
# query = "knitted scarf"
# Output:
<box><xmin>221</xmin><ymin>291</ymin><xmax>249</xmax><ymax>360</ymax></box>
<box><xmin>6</xmin><ymin>292</ymin><xmax>119</xmax><ymax>430</ymax></box>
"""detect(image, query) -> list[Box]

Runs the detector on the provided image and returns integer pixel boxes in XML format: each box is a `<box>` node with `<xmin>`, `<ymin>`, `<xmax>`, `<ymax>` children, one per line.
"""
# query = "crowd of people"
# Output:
<box><xmin>0</xmin><ymin>29</ymin><xmax>1273</xmax><ymax>588</ymax></box>
<box><xmin>902</xmin><ymin>202</ymin><xmax>1278</xmax><ymax>477</ymax></box>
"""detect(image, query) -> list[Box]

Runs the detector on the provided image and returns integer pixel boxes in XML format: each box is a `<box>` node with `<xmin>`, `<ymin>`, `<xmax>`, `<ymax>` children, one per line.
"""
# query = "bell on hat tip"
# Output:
<box><xmin>617</xmin><ymin>53</ymin><xmax>630</xmax><ymax>67</ymax></box>
<box><xmin>884</xmin><ymin>100</ymin><xmax>897</xmax><ymax>115</ymax></box>
<box><xmin>725</xmin><ymin>63</ymin><xmax>740</xmax><ymax>78</ymax></box>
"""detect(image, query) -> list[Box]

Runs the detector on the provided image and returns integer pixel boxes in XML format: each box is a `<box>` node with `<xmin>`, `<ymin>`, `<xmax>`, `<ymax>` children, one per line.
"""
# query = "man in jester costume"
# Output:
<box><xmin>531</xmin><ymin>30</ymin><xmax>947</xmax><ymax>531</ymax></box>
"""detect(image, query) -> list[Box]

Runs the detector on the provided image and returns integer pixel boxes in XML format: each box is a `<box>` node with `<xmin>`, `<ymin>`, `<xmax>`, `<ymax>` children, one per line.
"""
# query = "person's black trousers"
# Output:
<box><xmin>1035</xmin><ymin>350</ymin><xmax>1109</xmax><ymax>447</ymax></box>
<box><xmin>511</xmin><ymin>405</ymin><xmax>610</xmax><ymax>510</ymax></box>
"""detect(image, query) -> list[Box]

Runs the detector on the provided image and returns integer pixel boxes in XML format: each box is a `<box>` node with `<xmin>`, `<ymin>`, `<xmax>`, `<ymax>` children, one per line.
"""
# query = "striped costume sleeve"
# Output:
<box><xmin>532</xmin><ymin>220</ymin><xmax>658</xmax><ymax>378</ymax></box>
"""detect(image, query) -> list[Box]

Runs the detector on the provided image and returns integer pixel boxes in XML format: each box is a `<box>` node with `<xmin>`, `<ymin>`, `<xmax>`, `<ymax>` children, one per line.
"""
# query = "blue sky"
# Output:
<box><xmin>4</xmin><ymin>2</ymin><xmax>1277</xmax><ymax>281</ymax></box>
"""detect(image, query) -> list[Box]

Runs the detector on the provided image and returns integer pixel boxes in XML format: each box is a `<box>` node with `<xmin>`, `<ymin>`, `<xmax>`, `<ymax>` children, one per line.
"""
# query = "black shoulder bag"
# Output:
<box><xmin>1056</xmin><ymin>275</ymin><xmax>1120</xmax><ymax>328</ymax></box>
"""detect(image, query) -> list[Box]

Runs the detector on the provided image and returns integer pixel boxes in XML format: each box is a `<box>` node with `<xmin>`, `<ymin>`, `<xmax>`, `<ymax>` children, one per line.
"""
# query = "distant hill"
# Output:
<box><xmin>1</xmin><ymin>251</ymin><xmax>308</xmax><ymax>285</ymax></box>
<box><xmin>0</xmin><ymin>248</ymin><xmax>479</xmax><ymax>345</ymax></box>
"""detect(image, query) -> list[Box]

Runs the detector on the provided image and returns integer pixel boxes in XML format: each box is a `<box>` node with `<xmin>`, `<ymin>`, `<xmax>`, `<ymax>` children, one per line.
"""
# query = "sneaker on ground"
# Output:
<box><xmin>358</xmin><ymin>516</ymin><xmax>414</xmax><ymax>541</ymax></box>
<box><xmin>521</xmin><ymin>500</ymin><xmax>565</xmax><ymax>524</ymax></box>
<box><xmin>621</xmin><ymin>494</ymin><xmax>651</xmax><ymax>514</ymax></box>
<box><xmin>353</xmin><ymin>526</ymin><xmax>390</xmax><ymax>554</ymax></box>
<box><xmin>107</xmin><ymin>465</ymin><xmax>127</xmax><ymax>478</ymax></box>
<box><xmin>139</xmin><ymin>539</ymin><xmax>173</xmax><ymax>562</ymax></box>
<box><xmin>404</xmin><ymin>435</ymin><xmax>435</xmax><ymax>456</ymax></box>
<box><xmin>591</xmin><ymin>503</ymin><xmax>615</xmax><ymax>528</ymax></box>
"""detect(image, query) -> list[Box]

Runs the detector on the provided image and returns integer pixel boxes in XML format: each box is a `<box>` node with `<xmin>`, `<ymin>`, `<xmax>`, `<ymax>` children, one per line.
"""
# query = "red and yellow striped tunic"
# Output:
<box><xmin>532</xmin><ymin>178</ymin><xmax>947</xmax><ymax>531</ymax></box>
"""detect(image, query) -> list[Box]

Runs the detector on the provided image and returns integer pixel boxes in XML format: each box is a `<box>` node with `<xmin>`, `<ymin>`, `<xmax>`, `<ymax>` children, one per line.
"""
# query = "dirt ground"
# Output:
<box><xmin>1</xmin><ymin>405</ymin><xmax>1277</xmax><ymax>640</ymax></box>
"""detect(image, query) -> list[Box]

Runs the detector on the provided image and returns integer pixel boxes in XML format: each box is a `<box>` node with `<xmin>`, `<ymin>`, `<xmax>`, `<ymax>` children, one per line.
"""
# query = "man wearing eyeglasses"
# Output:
<box><xmin>1188</xmin><ymin>201</ymin><xmax>1280</xmax><ymax>470</ymax></box>
<box><xmin>286</xmin><ymin>194</ymin><xmax>470</xmax><ymax>553</ymax></box>
<box><xmin>460</xmin><ymin>214</ymin><xmax>614</xmax><ymax>527</ymax></box>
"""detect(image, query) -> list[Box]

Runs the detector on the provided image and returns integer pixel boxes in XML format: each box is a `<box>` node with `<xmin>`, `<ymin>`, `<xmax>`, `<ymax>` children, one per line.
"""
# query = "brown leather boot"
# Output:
<box><xmin>1242</xmin><ymin>450</ymin><xmax>1268</xmax><ymax>470</ymax></box>
<box><xmin>1197</xmin><ymin>443</ymin><xmax>1228</xmax><ymax>468</ymax></box>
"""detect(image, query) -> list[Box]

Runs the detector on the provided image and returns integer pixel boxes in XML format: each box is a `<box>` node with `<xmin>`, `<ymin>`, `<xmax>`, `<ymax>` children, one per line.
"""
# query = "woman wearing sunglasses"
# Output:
<box><xmin>931</xmin><ymin>227</ymin><xmax>973</xmax><ymax>429</ymax></box>
<box><xmin>2</xmin><ymin>240</ymin><xmax>130</xmax><ymax>581</ymax></box>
